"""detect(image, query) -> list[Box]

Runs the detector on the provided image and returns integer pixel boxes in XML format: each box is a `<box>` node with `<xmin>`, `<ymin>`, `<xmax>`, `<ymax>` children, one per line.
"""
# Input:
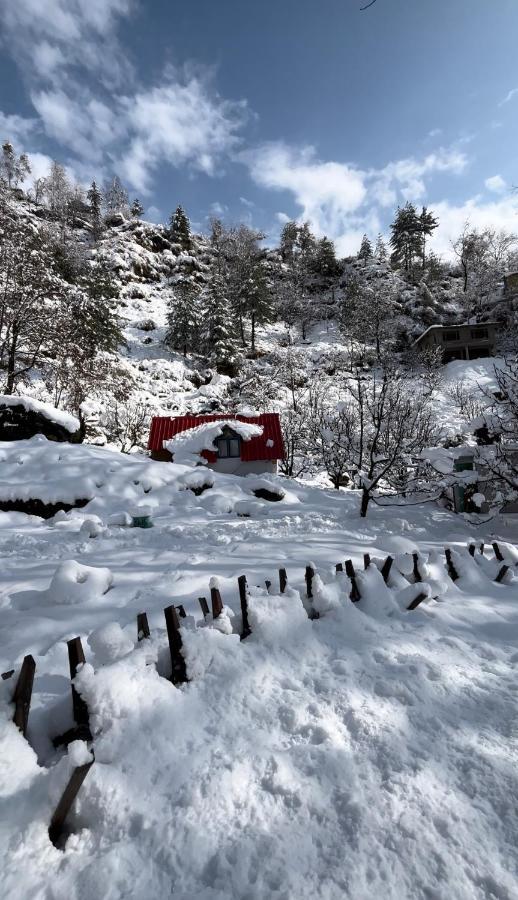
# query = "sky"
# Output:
<box><xmin>0</xmin><ymin>0</ymin><xmax>518</xmax><ymax>256</ymax></box>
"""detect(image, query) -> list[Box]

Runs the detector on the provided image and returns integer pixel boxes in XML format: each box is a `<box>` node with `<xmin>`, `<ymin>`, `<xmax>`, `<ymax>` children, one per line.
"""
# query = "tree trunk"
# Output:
<box><xmin>251</xmin><ymin>312</ymin><xmax>256</xmax><ymax>352</ymax></box>
<box><xmin>360</xmin><ymin>487</ymin><xmax>370</xmax><ymax>517</ymax></box>
<box><xmin>5</xmin><ymin>335</ymin><xmax>17</xmax><ymax>394</ymax></box>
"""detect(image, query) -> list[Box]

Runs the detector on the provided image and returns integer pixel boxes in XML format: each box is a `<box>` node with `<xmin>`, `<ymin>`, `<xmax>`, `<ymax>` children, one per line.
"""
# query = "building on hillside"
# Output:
<box><xmin>414</xmin><ymin>322</ymin><xmax>498</xmax><ymax>363</ymax></box>
<box><xmin>148</xmin><ymin>413</ymin><xmax>285</xmax><ymax>475</ymax></box>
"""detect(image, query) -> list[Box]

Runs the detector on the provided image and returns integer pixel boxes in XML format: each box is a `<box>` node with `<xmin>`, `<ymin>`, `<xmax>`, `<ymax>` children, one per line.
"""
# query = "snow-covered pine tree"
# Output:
<box><xmin>246</xmin><ymin>261</ymin><xmax>275</xmax><ymax>352</ymax></box>
<box><xmin>375</xmin><ymin>233</ymin><xmax>388</xmax><ymax>263</ymax></box>
<box><xmin>0</xmin><ymin>141</ymin><xmax>30</xmax><ymax>189</ymax></box>
<box><xmin>131</xmin><ymin>198</ymin><xmax>144</xmax><ymax>218</ymax></box>
<box><xmin>201</xmin><ymin>272</ymin><xmax>238</xmax><ymax>375</ymax></box>
<box><xmin>103</xmin><ymin>176</ymin><xmax>129</xmax><ymax>218</ymax></box>
<box><xmin>419</xmin><ymin>206</ymin><xmax>439</xmax><ymax>268</ymax></box>
<box><xmin>358</xmin><ymin>234</ymin><xmax>373</xmax><ymax>265</ymax></box>
<box><xmin>169</xmin><ymin>205</ymin><xmax>191</xmax><ymax>250</ymax></box>
<box><xmin>165</xmin><ymin>279</ymin><xmax>201</xmax><ymax>357</ymax></box>
<box><xmin>389</xmin><ymin>203</ymin><xmax>421</xmax><ymax>272</ymax></box>
<box><xmin>312</xmin><ymin>236</ymin><xmax>339</xmax><ymax>277</ymax></box>
<box><xmin>87</xmin><ymin>181</ymin><xmax>103</xmax><ymax>242</ymax></box>
<box><xmin>279</xmin><ymin>220</ymin><xmax>299</xmax><ymax>262</ymax></box>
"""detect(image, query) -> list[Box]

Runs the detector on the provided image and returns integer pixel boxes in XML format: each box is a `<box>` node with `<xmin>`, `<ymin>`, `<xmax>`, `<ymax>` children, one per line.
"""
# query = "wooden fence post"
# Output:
<box><xmin>198</xmin><ymin>597</ymin><xmax>209</xmax><ymax>617</ymax></box>
<box><xmin>238</xmin><ymin>575</ymin><xmax>251</xmax><ymax>640</ymax></box>
<box><xmin>445</xmin><ymin>549</ymin><xmax>459</xmax><ymax>582</ymax></box>
<box><xmin>363</xmin><ymin>553</ymin><xmax>371</xmax><ymax>570</ymax></box>
<box><xmin>68</xmin><ymin>638</ymin><xmax>91</xmax><ymax>741</ymax></box>
<box><xmin>495</xmin><ymin>564</ymin><xmax>510</xmax><ymax>584</ymax></box>
<box><xmin>345</xmin><ymin>560</ymin><xmax>361</xmax><ymax>602</ymax></box>
<box><xmin>380</xmin><ymin>556</ymin><xmax>393</xmax><ymax>584</ymax></box>
<box><xmin>492</xmin><ymin>542</ymin><xmax>504</xmax><ymax>562</ymax></box>
<box><xmin>163</xmin><ymin>605</ymin><xmax>187</xmax><ymax>685</ymax></box>
<box><xmin>305</xmin><ymin>565</ymin><xmax>315</xmax><ymax>599</ymax></box>
<box><xmin>12</xmin><ymin>655</ymin><xmax>36</xmax><ymax>738</ymax></box>
<box><xmin>176</xmin><ymin>605</ymin><xmax>187</xmax><ymax>619</ymax></box>
<box><xmin>48</xmin><ymin>757</ymin><xmax>94</xmax><ymax>848</ymax></box>
<box><xmin>407</xmin><ymin>592</ymin><xmax>428</xmax><ymax>611</ymax></box>
<box><xmin>412</xmin><ymin>552</ymin><xmax>422</xmax><ymax>583</ymax></box>
<box><xmin>468</xmin><ymin>544</ymin><xmax>476</xmax><ymax>558</ymax></box>
<box><xmin>279</xmin><ymin>568</ymin><xmax>287</xmax><ymax>594</ymax></box>
<box><xmin>137</xmin><ymin>612</ymin><xmax>150</xmax><ymax>641</ymax></box>
<box><xmin>480</xmin><ymin>542</ymin><xmax>485</xmax><ymax>555</ymax></box>
<box><xmin>335</xmin><ymin>562</ymin><xmax>343</xmax><ymax>573</ymax></box>
<box><xmin>210</xmin><ymin>585</ymin><xmax>223</xmax><ymax>619</ymax></box>
<box><xmin>265</xmin><ymin>579</ymin><xmax>272</xmax><ymax>592</ymax></box>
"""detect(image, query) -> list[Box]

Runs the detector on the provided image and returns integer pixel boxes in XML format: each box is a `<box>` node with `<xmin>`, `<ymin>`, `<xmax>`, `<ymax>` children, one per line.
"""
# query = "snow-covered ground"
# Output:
<box><xmin>1</xmin><ymin>438</ymin><xmax>518</xmax><ymax>898</ymax></box>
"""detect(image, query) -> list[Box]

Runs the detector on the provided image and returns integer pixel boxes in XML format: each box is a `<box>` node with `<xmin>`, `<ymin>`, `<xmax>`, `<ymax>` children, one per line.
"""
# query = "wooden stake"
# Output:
<box><xmin>407</xmin><ymin>592</ymin><xmax>428</xmax><ymax>611</ymax></box>
<box><xmin>380</xmin><ymin>556</ymin><xmax>393</xmax><ymax>584</ymax></box>
<box><xmin>176</xmin><ymin>605</ymin><xmax>187</xmax><ymax>618</ymax></box>
<box><xmin>335</xmin><ymin>562</ymin><xmax>344</xmax><ymax>573</ymax></box>
<box><xmin>265</xmin><ymin>579</ymin><xmax>272</xmax><ymax>592</ymax></box>
<box><xmin>67</xmin><ymin>638</ymin><xmax>91</xmax><ymax>741</ymax></box>
<box><xmin>345</xmin><ymin>559</ymin><xmax>361</xmax><ymax>602</ymax></box>
<box><xmin>137</xmin><ymin>612</ymin><xmax>150</xmax><ymax>641</ymax></box>
<box><xmin>238</xmin><ymin>575</ymin><xmax>251</xmax><ymax>640</ymax></box>
<box><xmin>279</xmin><ymin>568</ymin><xmax>287</xmax><ymax>594</ymax></box>
<box><xmin>12</xmin><ymin>655</ymin><xmax>35</xmax><ymax>738</ymax></box>
<box><xmin>305</xmin><ymin>565</ymin><xmax>315</xmax><ymax>599</ymax></box>
<box><xmin>363</xmin><ymin>553</ymin><xmax>371</xmax><ymax>570</ymax></box>
<box><xmin>495</xmin><ymin>564</ymin><xmax>510</xmax><ymax>584</ymax></box>
<box><xmin>198</xmin><ymin>597</ymin><xmax>209</xmax><ymax>617</ymax></box>
<box><xmin>492</xmin><ymin>542</ymin><xmax>504</xmax><ymax>562</ymax></box>
<box><xmin>479</xmin><ymin>542</ymin><xmax>485</xmax><ymax>555</ymax></box>
<box><xmin>412</xmin><ymin>552</ymin><xmax>422</xmax><ymax>583</ymax></box>
<box><xmin>445</xmin><ymin>549</ymin><xmax>459</xmax><ymax>582</ymax></box>
<box><xmin>468</xmin><ymin>544</ymin><xmax>476</xmax><ymax>558</ymax></box>
<box><xmin>48</xmin><ymin>757</ymin><xmax>94</xmax><ymax>848</ymax></box>
<box><xmin>210</xmin><ymin>585</ymin><xmax>223</xmax><ymax>619</ymax></box>
<box><xmin>2</xmin><ymin>669</ymin><xmax>14</xmax><ymax>681</ymax></box>
<box><xmin>163</xmin><ymin>605</ymin><xmax>187</xmax><ymax>684</ymax></box>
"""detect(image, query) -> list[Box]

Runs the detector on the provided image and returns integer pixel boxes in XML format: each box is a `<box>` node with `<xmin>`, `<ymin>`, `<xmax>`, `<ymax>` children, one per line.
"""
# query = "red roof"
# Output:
<box><xmin>148</xmin><ymin>413</ymin><xmax>285</xmax><ymax>462</ymax></box>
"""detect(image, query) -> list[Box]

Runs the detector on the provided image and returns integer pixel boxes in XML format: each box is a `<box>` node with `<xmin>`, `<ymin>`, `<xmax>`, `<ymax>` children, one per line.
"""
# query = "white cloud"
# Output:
<box><xmin>243</xmin><ymin>141</ymin><xmax>469</xmax><ymax>256</ymax></box>
<box><xmin>485</xmin><ymin>174</ymin><xmax>507</xmax><ymax>194</ymax></box>
<box><xmin>498</xmin><ymin>87</ymin><xmax>518</xmax><ymax>107</ymax></box>
<box><xmin>119</xmin><ymin>76</ymin><xmax>247</xmax><ymax>193</ymax></box>
<box><xmin>429</xmin><ymin>195</ymin><xmax>518</xmax><ymax>258</ymax></box>
<box><xmin>209</xmin><ymin>201</ymin><xmax>228</xmax><ymax>216</ymax></box>
<box><xmin>145</xmin><ymin>205</ymin><xmax>163</xmax><ymax>224</ymax></box>
<box><xmin>0</xmin><ymin>111</ymin><xmax>38</xmax><ymax>144</ymax></box>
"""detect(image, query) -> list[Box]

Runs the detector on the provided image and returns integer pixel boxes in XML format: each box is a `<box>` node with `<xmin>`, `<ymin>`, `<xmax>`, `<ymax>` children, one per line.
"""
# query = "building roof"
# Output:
<box><xmin>414</xmin><ymin>322</ymin><xmax>498</xmax><ymax>345</ymax></box>
<box><xmin>148</xmin><ymin>413</ymin><xmax>285</xmax><ymax>461</ymax></box>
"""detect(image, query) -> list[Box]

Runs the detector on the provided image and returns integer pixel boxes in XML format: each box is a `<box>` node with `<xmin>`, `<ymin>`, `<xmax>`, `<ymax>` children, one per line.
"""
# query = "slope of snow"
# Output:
<box><xmin>0</xmin><ymin>440</ymin><xmax>517</xmax><ymax>898</ymax></box>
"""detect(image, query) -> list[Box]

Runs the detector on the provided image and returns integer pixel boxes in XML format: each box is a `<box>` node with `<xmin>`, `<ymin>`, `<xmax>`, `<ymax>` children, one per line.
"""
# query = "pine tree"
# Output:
<box><xmin>74</xmin><ymin>259</ymin><xmax>123</xmax><ymax>357</ymax></box>
<box><xmin>0</xmin><ymin>142</ymin><xmax>30</xmax><ymax>189</ymax></box>
<box><xmin>87</xmin><ymin>181</ymin><xmax>103</xmax><ymax>242</ymax></box>
<box><xmin>389</xmin><ymin>203</ymin><xmax>421</xmax><ymax>272</ymax></box>
<box><xmin>313</xmin><ymin>236</ymin><xmax>339</xmax><ymax>276</ymax></box>
<box><xmin>246</xmin><ymin>262</ymin><xmax>274</xmax><ymax>352</ymax></box>
<box><xmin>103</xmin><ymin>176</ymin><xmax>129</xmax><ymax>217</ymax></box>
<box><xmin>131</xmin><ymin>198</ymin><xmax>144</xmax><ymax>218</ymax></box>
<box><xmin>169</xmin><ymin>205</ymin><xmax>191</xmax><ymax>250</ymax></box>
<box><xmin>201</xmin><ymin>273</ymin><xmax>238</xmax><ymax>375</ymax></box>
<box><xmin>419</xmin><ymin>206</ymin><xmax>439</xmax><ymax>269</ymax></box>
<box><xmin>375</xmin><ymin>233</ymin><xmax>388</xmax><ymax>263</ymax></box>
<box><xmin>280</xmin><ymin>221</ymin><xmax>299</xmax><ymax>262</ymax></box>
<box><xmin>358</xmin><ymin>234</ymin><xmax>373</xmax><ymax>265</ymax></box>
<box><xmin>165</xmin><ymin>279</ymin><xmax>201</xmax><ymax>357</ymax></box>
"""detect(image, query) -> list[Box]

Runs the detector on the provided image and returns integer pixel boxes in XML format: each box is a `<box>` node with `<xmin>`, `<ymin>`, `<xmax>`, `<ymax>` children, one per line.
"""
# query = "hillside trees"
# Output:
<box><xmin>169</xmin><ymin>205</ymin><xmax>191</xmax><ymax>250</ymax></box>
<box><xmin>309</xmin><ymin>368</ymin><xmax>436</xmax><ymax>513</ymax></box>
<box><xmin>165</xmin><ymin>278</ymin><xmax>202</xmax><ymax>357</ymax></box>
<box><xmin>390</xmin><ymin>203</ymin><xmax>438</xmax><ymax>272</ymax></box>
<box><xmin>0</xmin><ymin>141</ymin><xmax>30</xmax><ymax>189</ymax></box>
<box><xmin>358</xmin><ymin>234</ymin><xmax>373</xmax><ymax>265</ymax></box>
<box><xmin>104</xmin><ymin>176</ymin><xmax>129</xmax><ymax>218</ymax></box>
<box><xmin>87</xmin><ymin>181</ymin><xmax>103</xmax><ymax>242</ymax></box>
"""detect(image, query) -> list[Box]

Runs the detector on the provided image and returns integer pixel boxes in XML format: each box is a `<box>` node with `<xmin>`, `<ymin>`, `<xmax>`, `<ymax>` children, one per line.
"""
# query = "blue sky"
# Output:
<box><xmin>0</xmin><ymin>0</ymin><xmax>518</xmax><ymax>255</ymax></box>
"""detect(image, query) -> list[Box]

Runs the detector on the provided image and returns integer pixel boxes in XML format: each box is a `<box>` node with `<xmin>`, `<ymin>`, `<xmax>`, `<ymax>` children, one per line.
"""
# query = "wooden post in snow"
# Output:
<box><xmin>210</xmin><ymin>585</ymin><xmax>223</xmax><ymax>619</ymax></box>
<box><xmin>363</xmin><ymin>553</ymin><xmax>371</xmax><ymax>570</ymax></box>
<box><xmin>380</xmin><ymin>556</ymin><xmax>393</xmax><ymax>584</ymax></box>
<box><xmin>279</xmin><ymin>568</ymin><xmax>287</xmax><ymax>594</ymax></box>
<box><xmin>163</xmin><ymin>605</ymin><xmax>187</xmax><ymax>684</ymax></box>
<box><xmin>495</xmin><ymin>565</ymin><xmax>510</xmax><ymax>584</ymax></box>
<box><xmin>335</xmin><ymin>562</ymin><xmax>343</xmax><ymax>573</ymax></box>
<box><xmin>492</xmin><ymin>542</ymin><xmax>504</xmax><ymax>562</ymax></box>
<box><xmin>468</xmin><ymin>544</ymin><xmax>476</xmax><ymax>558</ymax></box>
<box><xmin>12</xmin><ymin>655</ymin><xmax>36</xmax><ymax>738</ymax></box>
<box><xmin>48</xmin><ymin>757</ymin><xmax>94</xmax><ymax>848</ymax></box>
<box><xmin>198</xmin><ymin>597</ymin><xmax>210</xmax><ymax>617</ymax></box>
<box><xmin>445</xmin><ymin>549</ymin><xmax>459</xmax><ymax>582</ymax></box>
<box><xmin>345</xmin><ymin>560</ymin><xmax>361</xmax><ymax>602</ymax></box>
<box><xmin>305</xmin><ymin>565</ymin><xmax>315</xmax><ymax>599</ymax></box>
<box><xmin>137</xmin><ymin>612</ymin><xmax>150</xmax><ymax>641</ymax></box>
<box><xmin>176</xmin><ymin>605</ymin><xmax>187</xmax><ymax>619</ymax></box>
<box><xmin>238</xmin><ymin>575</ymin><xmax>251</xmax><ymax>640</ymax></box>
<box><xmin>67</xmin><ymin>638</ymin><xmax>91</xmax><ymax>741</ymax></box>
<box><xmin>412</xmin><ymin>552</ymin><xmax>422</xmax><ymax>583</ymax></box>
<box><xmin>407</xmin><ymin>592</ymin><xmax>429</xmax><ymax>611</ymax></box>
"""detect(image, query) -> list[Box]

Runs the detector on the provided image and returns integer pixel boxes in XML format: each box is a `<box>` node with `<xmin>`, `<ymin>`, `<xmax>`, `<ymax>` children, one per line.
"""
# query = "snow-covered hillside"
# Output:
<box><xmin>1</xmin><ymin>439</ymin><xmax>517</xmax><ymax>898</ymax></box>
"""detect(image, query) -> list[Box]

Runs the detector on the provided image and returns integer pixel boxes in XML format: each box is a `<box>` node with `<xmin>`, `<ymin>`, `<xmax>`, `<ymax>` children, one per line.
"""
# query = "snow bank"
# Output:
<box><xmin>87</xmin><ymin>622</ymin><xmax>134</xmax><ymax>664</ymax></box>
<box><xmin>46</xmin><ymin>560</ymin><xmax>113</xmax><ymax>605</ymax></box>
<box><xmin>0</xmin><ymin>395</ymin><xmax>80</xmax><ymax>433</ymax></box>
<box><xmin>165</xmin><ymin>419</ymin><xmax>263</xmax><ymax>466</ymax></box>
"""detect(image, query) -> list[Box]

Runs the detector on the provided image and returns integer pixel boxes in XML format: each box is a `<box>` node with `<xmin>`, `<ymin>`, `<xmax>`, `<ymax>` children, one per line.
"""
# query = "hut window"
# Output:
<box><xmin>443</xmin><ymin>329</ymin><xmax>460</xmax><ymax>342</ymax></box>
<box><xmin>215</xmin><ymin>430</ymin><xmax>241</xmax><ymax>458</ymax></box>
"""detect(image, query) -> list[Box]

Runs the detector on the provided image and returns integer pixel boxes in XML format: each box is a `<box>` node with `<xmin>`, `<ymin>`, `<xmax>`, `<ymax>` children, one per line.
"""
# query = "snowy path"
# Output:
<box><xmin>0</xmin><ymin>440</ymin><xmax>517</xmax><ymax>899</ymax></box>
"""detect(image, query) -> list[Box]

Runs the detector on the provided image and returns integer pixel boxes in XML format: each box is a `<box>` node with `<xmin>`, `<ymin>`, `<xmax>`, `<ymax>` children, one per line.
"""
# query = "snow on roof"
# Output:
<box><xmin>0</xmin><ymin>395</ymin><xmax>80</xmax><ymax>433</ymax></box>
<box><xmin>149</xmin><ymin>413</ymin><xmax>285</xmax><ymax>461</ymax></box>
<box><xmin>164</xmin><ymin>419</ymin><xmax>264</xmax><ymax>467</ymax></box>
